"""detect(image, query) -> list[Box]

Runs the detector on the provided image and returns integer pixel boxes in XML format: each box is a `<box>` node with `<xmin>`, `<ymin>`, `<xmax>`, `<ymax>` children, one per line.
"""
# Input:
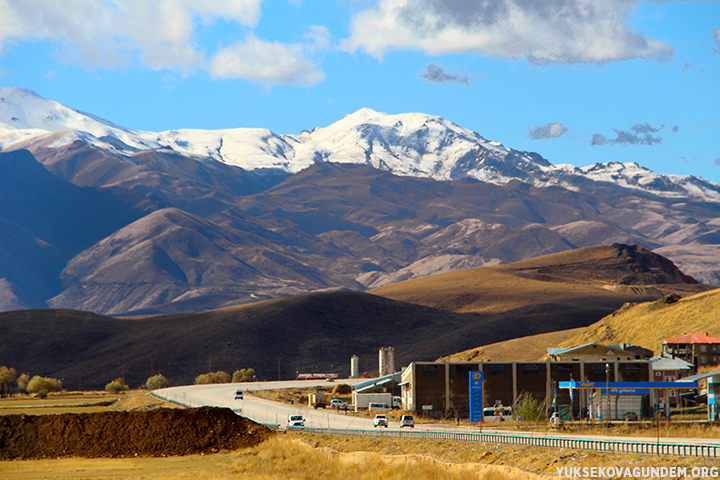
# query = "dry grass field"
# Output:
<box><xmin>2</xmin><ymin>393</ymin><xmax>720</xmax><ymax>479</ymax></box>
<box><xmin>0</xmin><ymin>391</ymin><xmax>179</xmax><ymax>416</ymax></box>
<box><xmin>3</xmin><ymin>433</ymin><xmax>720</xmax><ymax>480</ymax></box>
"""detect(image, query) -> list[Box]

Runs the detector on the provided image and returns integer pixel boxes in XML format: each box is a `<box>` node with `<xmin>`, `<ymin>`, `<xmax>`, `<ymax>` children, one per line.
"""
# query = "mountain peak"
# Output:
<box><xmin>2</xmin><ymin>88</ymin><xmax>720</xmax><ymax>203</ymax></box>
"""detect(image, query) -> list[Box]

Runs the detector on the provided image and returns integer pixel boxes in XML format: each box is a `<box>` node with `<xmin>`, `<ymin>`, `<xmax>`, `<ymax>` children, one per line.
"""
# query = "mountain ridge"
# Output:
<box><xmin>2</xmin><ymin>87</ymin><xmax>719</xmax><ymax>204</ymax></box>
<box><xmin>3</xmin><ymin>88</ymin><xmax>720</xmax><ymax>314</ymax></box>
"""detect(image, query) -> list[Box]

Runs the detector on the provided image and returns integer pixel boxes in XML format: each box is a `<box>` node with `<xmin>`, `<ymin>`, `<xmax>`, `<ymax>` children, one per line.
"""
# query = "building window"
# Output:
<box><xmin>490</xmin><ymin>364</ymin><xmax>505</xmax><ymax>373</ymax></box>
<box><xmin>523</xmin><ymin>364</ymin><xmax>539</xmax><ymax>373</ymax></box>
<box><xmin>422</xmin><ymin>365</ymin><xmax>438</xmax><ymax>374</ymax></box>
<box><xmin>591</xmin><ymin>363</ymin><xmax>606</xmax><ymax>372</ymax></box>
<box><xmin>558</xmin><ymin>365</ymin><xmax>573</xmax><ymax>372</ymax></box>
<box><xmin>625</xmin><ymin>364</ymin><xmax>641</xmax><ymax>372</ymax></box>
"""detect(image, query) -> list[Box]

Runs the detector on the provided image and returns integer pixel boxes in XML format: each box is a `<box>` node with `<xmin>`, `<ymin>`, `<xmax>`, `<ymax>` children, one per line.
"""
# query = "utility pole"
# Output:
<box><xmin>208</xmin><ymin>357</ymin><xmax>213</xmax><ymax>373</ymax></box>
<box><xmin>277</xmin><ymin>358</ymin><xmax>282</xmax><ymax>381</ymax></box>
<box><xmin>605</xmin><ymin>363</ymin><xmax>610</xmax><ymax>422</ymax></box>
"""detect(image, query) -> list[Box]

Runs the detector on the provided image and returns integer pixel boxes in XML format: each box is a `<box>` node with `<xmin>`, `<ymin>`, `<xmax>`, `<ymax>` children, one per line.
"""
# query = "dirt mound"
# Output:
<box><xmin>0</xmin><ymin>406</ymin><xmax>273</xmax><ymax>459</ymax></box>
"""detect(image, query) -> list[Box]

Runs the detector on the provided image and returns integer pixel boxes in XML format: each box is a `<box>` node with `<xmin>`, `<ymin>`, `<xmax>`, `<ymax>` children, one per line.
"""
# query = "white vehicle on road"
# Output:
<box><xmin>400</xmin><ymin>415</ymin><xmax>414</xmax><ymax>428</ymax></box>
<box><xmin>287</xmin><ymin>414</ymin><xmax>305</xmax><ymax>427</ymax></box>
<box><xmin>330</xmin><ymin>399</ymin><xmax>348</xmax><ymax>409</ymax></box>
<box><xmin>373</xmin><ymin>414</ymin><xmax>389</xmax><ymax>428</ymax></box>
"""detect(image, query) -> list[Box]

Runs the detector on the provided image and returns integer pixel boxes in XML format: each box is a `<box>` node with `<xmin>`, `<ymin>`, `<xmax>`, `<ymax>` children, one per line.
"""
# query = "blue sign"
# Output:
<box><xmin>600</xmin><ymin>388</ymin><xmax>650</xmax><ymax>395</ymax></box>
<box><xmin>559</xmin><ymin>381</ymin><xmax>698</xmax><ymax>390</ymax></box>
<box><xmin>469</xmin><ymin>371</ymin><xmax>484</xmax><ymax>424</ymax></box>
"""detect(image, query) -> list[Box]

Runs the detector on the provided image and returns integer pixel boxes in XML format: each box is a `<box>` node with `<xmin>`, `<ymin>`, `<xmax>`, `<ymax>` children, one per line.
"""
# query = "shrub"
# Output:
<box><xmin>195</xmin><ymin>371</ymin><xmax>231</xmax><ymax>384</ymax></box>
<box><xmin>105</xmin><ymin>377</ymin><xmax>129</xmax><ymax>393</ymax></box>
<box><xmin>232</xmin><ymin>368</ymin><xmax>255</xmax><ymax>383</ymax></box>
<box><xmin>146</xmin><ymin>374</ymin><xmax>169</xmax><ymax>390</ymax></box>
<box><xmin>26</xmin><ymin>375</ymin><xmax>62</xmax><ymax>398</ymax></box>
<box><xmin>332</xmin><ymin>383</ymin><xmax>353</xmax><ymax>396</ymax></box>
<box><xmin>514</xmin><ymin>392</ymin><xmax>547</xmax><ymax>422</ymax></box>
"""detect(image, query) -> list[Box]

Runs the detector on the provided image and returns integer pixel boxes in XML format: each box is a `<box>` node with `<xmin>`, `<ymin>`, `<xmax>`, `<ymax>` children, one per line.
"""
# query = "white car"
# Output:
<box><xmin>287</xmin><ymin>414</ymin><xmax>305</xmax><ymax>427</ymax></box>
<box><xmin>373</xmin><ymin>414</ymin><xmax>389</xmax><ymax>428</ymax></box>
<box><xmin>330</xmin><ymin>399</ymin><xmax>348</xmax><ymax>409</ymax></box>
<box><xmin>234</xmin><ymin>389</ymin><xmax>244</xmax><ymax>400</ymax></box>
<box><xmin>400</xmin><ymin>415</ymin><xmax>414</xmax><ymax>428</ymax></box>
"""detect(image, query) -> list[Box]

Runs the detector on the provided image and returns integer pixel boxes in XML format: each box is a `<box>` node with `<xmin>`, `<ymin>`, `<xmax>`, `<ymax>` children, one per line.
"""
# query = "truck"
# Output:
<box><xmin>309</xmin><ymin>393</ymin><xmax>332</xmax><ymax>409</ymax></box>
<box><xmin>352</xmin><ymin>392</ymin><xmax>402</xmax><ymax>411</ymax></box>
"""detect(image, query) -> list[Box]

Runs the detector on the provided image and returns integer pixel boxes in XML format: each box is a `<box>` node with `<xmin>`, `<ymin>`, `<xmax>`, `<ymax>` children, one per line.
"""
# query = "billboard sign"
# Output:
<box><xmin>469</xmin><ymin>371</ymin><xmax>484</xmax><ymax>424</ymax></box>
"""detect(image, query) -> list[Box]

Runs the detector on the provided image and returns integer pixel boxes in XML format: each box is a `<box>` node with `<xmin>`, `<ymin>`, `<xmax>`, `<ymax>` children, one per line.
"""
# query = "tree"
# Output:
<box><xmin>146</xmin><ymin>374</ymin><xmax>169</xmax><ymax>390</ymax></box>
<box><xmin>26</xmin><ymin>375</ymin><xmax>62</xmax><ymax>398</ymax></box>
<box><xmin>16</xmin><ymin>373</ymin><xmax>30</xmax><ymax>394</ymax></box>
<box><xmin>195</xmin><ymin>371</ymin><xmax>231</xmax><ymax>384</ymax></box>
<box><xmin>0</xmin><ymin>366</ymin><xmax>17</xmax><ymax>397</ymax></box>
<box><xmin>232</xmin><ymin>368</ymin><xmax>255</xmax><ymax>383</ymax></box>
<box><xmin>105</xmin><ymin>377</ymin><xmax>129</xmax><ymax>393</ymax></box>
<box><xmin>514</xmin><ymin>392</ymin><xmax>547</xmax><ymax>423</ymax></box>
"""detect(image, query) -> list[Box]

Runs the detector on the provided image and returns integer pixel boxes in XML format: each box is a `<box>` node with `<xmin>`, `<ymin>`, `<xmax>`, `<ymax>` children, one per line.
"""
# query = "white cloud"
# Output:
<box><xmin>343</xmin><ymin>0</ymin><xmax>673</xmax><ymax>64</ymax></box>
<box><xmin>209</xmin><ymin>34</ymin><xmax>325</xmax><ymax>86</ymax></box>
<box><xmin>715</xmin><ymin>28</ymin><xmax>720</xmax><ymax>52</ymax></box>
<box><xmin>0</xmin><ymin>0</ymin><xmax>261</xmax><ymax>70</ymax></box>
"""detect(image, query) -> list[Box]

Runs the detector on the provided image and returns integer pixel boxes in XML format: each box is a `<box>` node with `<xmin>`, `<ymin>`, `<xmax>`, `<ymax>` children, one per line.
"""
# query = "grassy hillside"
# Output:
<box><xmin>444</xmin><ymin>288</ymin><xmax>720</xmax><ymax>363</ymax></box>
<box><xmin>555</xmin><ymin>288</ymin><xmax>720</xmax><ymax>353</ymax></box>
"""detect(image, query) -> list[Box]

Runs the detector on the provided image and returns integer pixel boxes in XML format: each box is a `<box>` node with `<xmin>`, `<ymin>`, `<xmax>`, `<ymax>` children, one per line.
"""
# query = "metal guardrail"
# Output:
<box><xmin>290</xmin><ymin>426</ymin><xmax>720</xmax><ymax>458</ymax></box>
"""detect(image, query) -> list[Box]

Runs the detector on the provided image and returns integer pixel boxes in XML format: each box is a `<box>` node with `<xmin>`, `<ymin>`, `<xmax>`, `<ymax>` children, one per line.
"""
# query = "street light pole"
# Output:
<box><xmin>605</xmin><ymin>363</ymin><xmax>610</xmax><ymax>422</ymax></box>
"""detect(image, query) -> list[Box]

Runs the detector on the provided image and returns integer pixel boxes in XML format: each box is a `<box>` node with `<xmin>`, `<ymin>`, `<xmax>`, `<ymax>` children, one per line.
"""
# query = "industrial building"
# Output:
<box><xmin>399</xmin><ymin>360</ymin><xmax>651</xmax><ymax>420</ymax></box>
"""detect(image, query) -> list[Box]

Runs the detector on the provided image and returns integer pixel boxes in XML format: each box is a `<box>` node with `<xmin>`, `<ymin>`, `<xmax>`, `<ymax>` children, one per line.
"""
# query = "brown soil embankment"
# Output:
<box><xmin>0</xmin><ymin>406</ymin><xmax>272</xmax><ymax>460</ymax></box>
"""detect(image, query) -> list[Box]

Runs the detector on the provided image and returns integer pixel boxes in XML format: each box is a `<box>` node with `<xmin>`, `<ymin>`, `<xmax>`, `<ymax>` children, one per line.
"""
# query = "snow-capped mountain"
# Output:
<box><xmin>2</xmin><ymin>87</ymin><xmax>720</xmax><ymax>203</ymax></box>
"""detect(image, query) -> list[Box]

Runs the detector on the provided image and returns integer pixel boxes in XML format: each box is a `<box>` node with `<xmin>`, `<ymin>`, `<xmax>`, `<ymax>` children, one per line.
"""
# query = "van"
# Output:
<box><xmin>400</xmin><ymin>415</ymin><xmax>414</xmax><ymax>428</ymax></box>
<box><xmin>234</xmin><ymin>389</ymin><xmax>244</xmax><ymax>400</ymax></box>
<box><xmin>369</xmin><ymin>402</ymin><xmax>390</xmax><ymax>412</ymax></box>
<box><xmin>287</xmin><ymin>414</ymin><xmax>305</xmax><ymax>427</ymax></box>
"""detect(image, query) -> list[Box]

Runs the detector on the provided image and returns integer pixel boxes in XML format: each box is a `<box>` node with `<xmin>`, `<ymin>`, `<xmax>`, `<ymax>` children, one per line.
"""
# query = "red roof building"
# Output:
<box><xmin>662</xmin><ymin>332</ymin><xmax>720</xmax><ymax>369</ymax></box>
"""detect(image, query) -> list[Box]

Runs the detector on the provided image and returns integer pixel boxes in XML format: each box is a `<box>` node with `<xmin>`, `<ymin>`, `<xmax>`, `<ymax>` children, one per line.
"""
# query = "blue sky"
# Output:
<box><xmin>1</xmin><ymin>0</ymin><xmax>719</xmax><ymax>181</ymax></box>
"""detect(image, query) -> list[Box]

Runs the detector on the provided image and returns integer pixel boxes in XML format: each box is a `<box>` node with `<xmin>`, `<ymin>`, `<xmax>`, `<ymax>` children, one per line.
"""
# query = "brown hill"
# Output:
<box><xmin>0</xmin><ymin>286</ymin><xmax>651</xmax><ymax>391</ymax></box>
<box><xmin>2</xmin><ymin>244</ymin><xmax>712</xmax><ymax>391</ymax></box>
<box><xmin>371</xmin><ymin>244</ymin><xmax>710</xmax><ymax>314</ymax></box>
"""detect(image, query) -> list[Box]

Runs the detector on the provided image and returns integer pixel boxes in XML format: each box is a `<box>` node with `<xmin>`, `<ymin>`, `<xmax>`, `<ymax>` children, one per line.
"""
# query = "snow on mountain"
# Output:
<box><xmin>0</xmin><ymin>87</ymin><xmax>159</xmax><ymax>152</ymax></box>
<box><xmin>2</xmin><ymin>87</ymin><xmax>720</xmax><ymax>203</ymax></box>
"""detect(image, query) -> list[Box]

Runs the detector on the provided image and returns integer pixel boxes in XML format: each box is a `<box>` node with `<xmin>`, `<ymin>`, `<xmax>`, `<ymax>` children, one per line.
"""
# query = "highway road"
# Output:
<box><xmin>155</xmin><ymin>378</ymin><xmax>445</xmax><ymax>431</ymax></box>
<box><xmin>153</xmin><ymin>379</ymin><xmax>720</xmax><ymax>457</ymax></box>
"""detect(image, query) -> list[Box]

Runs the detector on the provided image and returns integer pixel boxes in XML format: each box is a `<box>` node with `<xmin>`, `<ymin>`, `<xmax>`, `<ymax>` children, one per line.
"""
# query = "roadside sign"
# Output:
<box><xmin>469</xmin><ymin>371</ymin><xmax>484</xmax><ymax>424</ymax></box>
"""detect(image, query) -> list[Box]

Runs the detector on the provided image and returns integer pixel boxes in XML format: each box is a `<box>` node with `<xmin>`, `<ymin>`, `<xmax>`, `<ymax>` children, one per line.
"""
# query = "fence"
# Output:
<box><xmin>290</xmin><ymin>425</ymin><xmax>720</xmax><ymax>458</ymax></box>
